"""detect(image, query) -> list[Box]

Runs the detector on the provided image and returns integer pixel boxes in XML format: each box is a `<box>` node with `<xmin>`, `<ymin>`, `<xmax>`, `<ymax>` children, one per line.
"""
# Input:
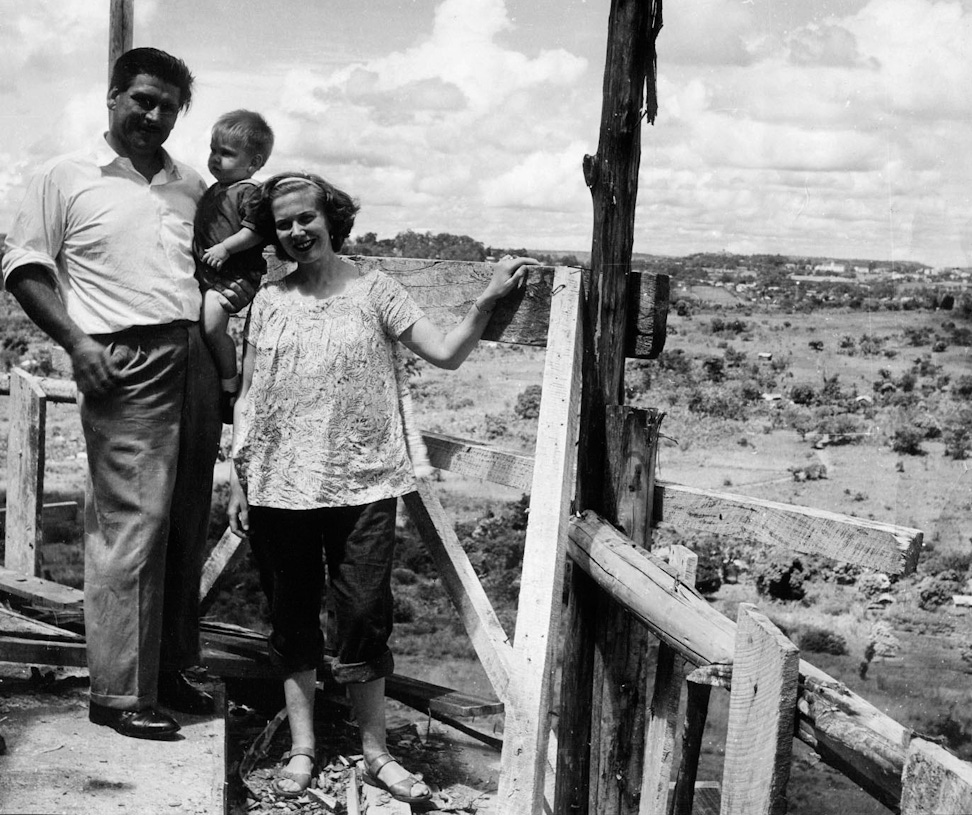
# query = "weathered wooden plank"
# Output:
<box><xmin>5</xmin><ymin>369</ymin><xmax>47</xmax><ymax>576</ymax></box>
<box><xmin>641</xmin><ymin>544</ymin><xmax>693</xmax><ymax>815</ymax></box>
<box><xmin>569</xmin><ymin>512</ymin><xmax>917</xmax><ymax>809</ymax></box>
<box><xmin>0</xmin><ymin>373</ymin><xmax>77</xmax><ymax>403</ymax></box>
<box><xmin>108</xmin><ymin>0</ymin><xmax>134</xmax><ymax>80</ymax></box>
<box><xmin>0</xmin><ymin>605</ymin><xmax>83</xmax><ymax>640</ymax></box>
<box><xmin>592</xmin><ymin>407</ymin><xmax>661</xmax><ymax>815</ymax></box>
<box><xmin>671</xmin><ymin>682</ymin><xmax>713</xmax><ymax>815</ymax></box>
<box><xmin>422</xmin><ymin>431</ymin><xmax>533</xmax><ymax>490</ymax></box>
<box><xmin>402</xmin><ymin>483</ymin><xmax>514</xmax><ymax>701</ymax></box>
<box><xmin>498</xmin><ymin>267</ymin><xmax>583</xmax><ymax>814</ymax></box>
<box><xmin>0</xmin><ymin>566</ymin><xmax>84</xmax><ymax>609</ymax></box>
<box><xmin>900</xmin><ymin>738</ymin><xmax>972</xmax><ymax>815</ymax></box>
<box><xmin>0</xmin><ymin>634</ymin><xmax>87</xmax><ymax>666</ymax></box>
<box><xmin>199</xmin><ymin>623</ymin><xmax>504</xmax><ymax>718</ymax></box>
<box><xmin>349</xmin><ymin>257</ymin><xmax>666</xmax><ymax>359</ymax></box>
<box><xmin>347</xmin><ymin>766</ymin><xmax>362</xmax><ymax>815</ymax></box>
<box><xmin>363</xmin><ymin>781</ymin><xmax>412</xmax><ymax>814</ymax></box>
<box><xmin>554</xmin><ymin>567</ymin><xmax>598</xmax><ymax>815</ymax></box>
<box><xmin>198</xmin><ymin>527</ymin><xmax>248</xmax><ymax>613</ymax></box>
<box><xmin>654</xmin><ymin>481</ymin><xmax>922</xmax><ymax>575</ymax></box>
<box><xmin>721</xmin><ymin>604</ymin><xmax>799</xmax><ymax>815</ymax></box>
<box><xmin>569</xmin><ymin>512</ymin><xmax>737</xmax><ymax>666</ymax></box>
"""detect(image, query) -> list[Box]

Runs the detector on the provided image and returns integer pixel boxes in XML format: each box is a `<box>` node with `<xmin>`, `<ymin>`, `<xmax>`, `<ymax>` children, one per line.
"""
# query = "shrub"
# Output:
<box><xmin>790</xmin><ymin>383</ymin><xmax>816</xmax><ymax>406</ymax></box>
<box><xmin>953</xmin><ymin>375</ymin><xmax>972</xmax><ymax>399</ymax></box>
<box><xmin>754</xmin><ymin>556</ymin><xmax>806</xmax><ymax>600</ymax></box>
<box><xmin>891</xmin><ymin>425</ymin><xmax>925</xmax><ymax>455</ymax></box>
<box><xmin>798</xmin><ymin>626</ymin><xmax>848</xmax><ymax>656</ymax></box>
<box><xmin>514</xmin><ymin>384</ymin><xmax>543</xmax><ymax>419</ymax></box>
<box><xmin>701</xmin><ymin>356</ymin><xmax>725</xmax><ymax>383</ymax></box>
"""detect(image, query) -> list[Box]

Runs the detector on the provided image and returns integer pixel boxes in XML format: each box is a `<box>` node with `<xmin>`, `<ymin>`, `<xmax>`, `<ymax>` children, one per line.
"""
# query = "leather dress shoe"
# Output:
<box><xmin>158</xmin><ymin>670</ymin><xmax>216</xmax><ymax>715</ymax></box>
<box><xmin>89</xmin><ymin>703</ymin><xmax>180</xmax><ymax>740</ymax></box>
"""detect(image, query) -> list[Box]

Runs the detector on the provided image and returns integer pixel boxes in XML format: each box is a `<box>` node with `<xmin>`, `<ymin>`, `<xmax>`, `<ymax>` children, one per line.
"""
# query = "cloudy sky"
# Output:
<box><xmin>2</xmin><ymin>0</ymin><xmax>971</xmax><ymax>266</ymax></box>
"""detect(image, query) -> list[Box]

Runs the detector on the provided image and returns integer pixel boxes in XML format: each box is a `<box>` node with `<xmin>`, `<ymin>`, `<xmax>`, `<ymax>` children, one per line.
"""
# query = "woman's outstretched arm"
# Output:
<box><xmin>399</xmin><ymin>255</ymin><xmax>538</xmax><ymax>369</ymax></box>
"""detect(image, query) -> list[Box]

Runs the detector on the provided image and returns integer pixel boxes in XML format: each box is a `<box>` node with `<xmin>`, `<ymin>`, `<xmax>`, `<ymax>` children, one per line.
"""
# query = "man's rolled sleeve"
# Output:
<box><xmin>1</xmin><ymin>170</ymin><xmax>64</xmax><ymax>288</ymax></box>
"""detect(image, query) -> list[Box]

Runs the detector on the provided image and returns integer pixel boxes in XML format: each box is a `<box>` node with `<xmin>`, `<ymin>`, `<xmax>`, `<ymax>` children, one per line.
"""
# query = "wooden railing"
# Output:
<box><xmin>3</xmin><ymin>260</ymin><xmax>972</xmax><ymax>815</ymax></box>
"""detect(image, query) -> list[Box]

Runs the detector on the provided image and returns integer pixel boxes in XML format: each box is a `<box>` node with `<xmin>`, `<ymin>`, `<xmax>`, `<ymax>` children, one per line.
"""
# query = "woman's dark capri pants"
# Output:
<box><xmin>247</xmin><ymin>499</ymin><xmax>398</xmax><ymax>684</ymax></box>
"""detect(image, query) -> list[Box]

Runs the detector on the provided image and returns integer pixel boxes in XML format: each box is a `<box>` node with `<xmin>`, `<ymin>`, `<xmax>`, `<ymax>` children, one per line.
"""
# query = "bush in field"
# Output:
<box><xmin>815</xmin><ymin>411</ymin><xmax>864</xmax><ymax>445</ymax></box>
<box><xmin>917</xmin><ymin>574</ymin><xmax>963</xmax><ymax>610</ymax></box>
<box><xmin>790</xmin><ymin>383</ymin><xmax>816</xmax><ymax>406</ymax></box>
<box><xmin>701</xmin><ymin>356</ymin><xmax>725</xmax><ymax>383</ymax></box>
<box><xmin>754</xmin><ymin>556</ymin><xmax>807</xmax><ymax>601</ymax></box>
<box><xmin>943</xmin><ymin>419</ymin><xmax>972</xmax><ymax>460</ymax></box>
<box><xmin>687</xmin><ymin>385</ymin><xmax>750</xmax><ymax>420</ymax></box>
<box><xmin>798</xmin><ymin>626</ymin><xmax>848</xmax><ymax>656</ymax></box>
<box><xmin>514</xmin><ymin>384</ymin><xmax>543</xmax><ymax>419</ymax></box>
<box><xmin>891</xmin><ymin>424</ymin><xmax>925</xmax><ymax>455</ymax></box>
<box><xmin>953</xmin><ymin>375</ymin><xmax>972</xmax><ymax>400</ymax></box>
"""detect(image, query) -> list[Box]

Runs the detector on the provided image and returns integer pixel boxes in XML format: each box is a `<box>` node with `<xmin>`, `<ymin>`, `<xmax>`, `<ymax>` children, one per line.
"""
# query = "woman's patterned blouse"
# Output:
<box><xmin>233</xmin><ymin>270</ymin><xmax>425</xmax><ymax>509</ymax></box>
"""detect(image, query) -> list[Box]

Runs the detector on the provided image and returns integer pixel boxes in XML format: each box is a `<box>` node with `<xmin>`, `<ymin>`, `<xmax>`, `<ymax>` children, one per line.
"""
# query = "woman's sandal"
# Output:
<box><xmin>360</xmin><ymin>751</ymin><xmax>432</xmax><ymax>805</ymax></box>
<box><xmin>271</xmin><ymin>746</ymin><xmax>316</xmax><ymax>798</ymax></box>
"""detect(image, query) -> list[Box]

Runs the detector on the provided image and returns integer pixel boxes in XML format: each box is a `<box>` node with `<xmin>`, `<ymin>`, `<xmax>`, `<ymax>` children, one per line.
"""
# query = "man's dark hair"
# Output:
<box><xmin>109</xmin><ymin>47</ymin><xmax>195</xmax><ymax>111</ymax></box>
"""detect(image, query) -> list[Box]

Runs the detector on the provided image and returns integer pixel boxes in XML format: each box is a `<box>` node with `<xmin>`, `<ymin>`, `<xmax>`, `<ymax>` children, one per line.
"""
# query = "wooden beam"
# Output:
<box><xmin>198</xmin><ymin>527</ymin><xmax>248</xmax><ymax>614</ymax></box>
<box><xmin>0</xmin><ymin>373</ymin><xmax>78</xmax><ymax>403</ymax></box>
<box><xmin>108</xmin><ymin>0</ymin><xmax>134</xmax><ymax>81</ymax></box>
<box><xmin>568</xmin><ymin>512</ymin><xmax>737</xmax><ymax>666</ymax></box>
<box><xmin>0</xmin><ymin>567</ymin><xmax>82</xmax><ymax>610</ymax></box>
<box><xmin>568</xmin><ymin>513</ymin><xmax>918</xmax><ymax>809</ymax></box>
<box><xmin>350</xmin><ymin>257</ymin><xmax>667</xmax><ymax>359</ymax></box>
<box><xmin>900</xmin><ymin>738</ymin><xmax>972</xmax><ymax>815</ymax></box>
<box><xmin>640</xmin><ymin>545</ymin><xmax>694</xmax><ymax>815</ymax></box>
<box><xmin>591</xmin><ymin>407</ymin><xmax>662</xmax><ymax>814</ymax></box>
<box><xmin>654</xmin><ymin>481</ymin><xmax>922</xmax><ymax>575</ymax></box>
<box><xmin>669</xmin><ymin>681</ymin><xmax>712</xmax><ymax>815</ymax></box>
<box><xmin>422</xmin><ymin>431</ymin><xmax>533</xmax><ymax>491</ymax></box>
<box><xmin>0</xmin><ymin>634</ymin><xmax>87</xmax><ymax>667</ymax></box>
<box><xmin>721</xmin><ymin>604</ymin><xmax>799</xmax><ymax>815</ymax></box>
<box><xmin>402</xmin><ymin>484</ymin><xmax>514</xmax><ymax>701</ymax></box>
<box><xmin>5</xmin><ymin>369</ymin><xmax>47</xmax><ymax>576</ymax></box>
<box><xmin>498</xmin><ymin>267</ymin><xmax>583</xmax><ymax>813</ymax></box>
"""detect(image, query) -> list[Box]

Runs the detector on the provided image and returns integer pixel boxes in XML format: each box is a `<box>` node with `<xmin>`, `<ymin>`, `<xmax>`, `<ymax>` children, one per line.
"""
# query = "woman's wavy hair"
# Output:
<box><xmin>256</xmin><ymin>172</ymin><xmax>360</xmax><ymax>258</ymax></box>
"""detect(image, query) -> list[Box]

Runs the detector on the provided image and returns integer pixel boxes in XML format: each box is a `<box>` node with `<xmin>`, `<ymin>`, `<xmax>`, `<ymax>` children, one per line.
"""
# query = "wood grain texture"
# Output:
<box><xmin>421</xmin><ymin>432</ymin><xmax>533</xmax><ymax>490</ymax></box>
<box><xmin>654</xmin><ymin>481</ymin><xmax>922</xmax><ymax>575</ymax></box>
<box><xmin>349</xmin><ymin>257</ymin><xmax>667</xmax><ymax>359</ymax></box>
<box><xmin>592</xmin><ymin>408</ymin><xmax>662</xmax><ymax>815</ymax></box>
<box><xmin>402</xmin><ymin>483</ymin><xmax>514</xmax><ymax>701</ymax></box>
<box><xmin>108</xmin><ymin>0</ymin><xmax>134</xmax><ymax>81</ymax></box>
<box><xmin>670</xmin><ymin>682</ymin><xmax>713</xmax><ymax>815</ymax></box>
<box><xmin>640</xmin><ymin>542</ymin><xmax>693</xmax><ymax>815</ymax></box>
<box><xmin>568</xmin><ymin>512</ymin><xmax>920</xmax><ymax>809</ymax></box>
<box><xmin>198</xmin><ymin>527</ymin><xmax>248</xmax><ymax>614</ymax></box>
<box><xmin>5</xmin><ymin>370</ymin><xmax>47</xmax><ymax>576</ymax></box>
<box><xmin>0</xmin><ymin>374</ymin><xmax>77</xmax><ymax>403</ymax></box>
<box><xmin>498</xmin><ymin>268</ymin><xmax>583</xmax><ymax>814</ymax></box>
<box><xmin>721</xmin><ymin>604</ymin><xmax>799</xmax><ymax>815</ymax></box>
<box><xmin>900</xmin><ymin>738</ymin><xmax>972</xmax><ymax>815</ymax></box>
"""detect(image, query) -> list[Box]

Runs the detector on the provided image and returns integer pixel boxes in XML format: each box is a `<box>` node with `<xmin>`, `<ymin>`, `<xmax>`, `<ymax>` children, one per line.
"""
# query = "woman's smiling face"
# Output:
<box><xmin>272</xmin><ymin>188</ymin><xmax>331</xmax><ymax>262</ymax></box>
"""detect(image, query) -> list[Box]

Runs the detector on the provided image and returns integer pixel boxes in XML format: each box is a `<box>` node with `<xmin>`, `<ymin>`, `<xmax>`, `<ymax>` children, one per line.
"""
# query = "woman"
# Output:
<box><xmin>228</xmin><ymin>172</ymin><xmax>537</xmax><ymax>802</ymax></box>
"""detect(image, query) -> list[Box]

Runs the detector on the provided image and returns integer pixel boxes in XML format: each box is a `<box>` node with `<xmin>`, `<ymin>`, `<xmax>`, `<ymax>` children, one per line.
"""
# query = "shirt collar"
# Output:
<box><xmin>92</xmin><ymin>132</ymin><xmax>182</xmax><ymax>181</ymax></box>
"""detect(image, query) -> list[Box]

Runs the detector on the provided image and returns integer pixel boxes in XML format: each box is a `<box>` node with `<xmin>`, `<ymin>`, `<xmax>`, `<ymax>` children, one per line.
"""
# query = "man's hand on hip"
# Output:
<box><xmin>71</xmin><ymin>337</ymin><xmax>123</xmax><ymax>397</ymax></box>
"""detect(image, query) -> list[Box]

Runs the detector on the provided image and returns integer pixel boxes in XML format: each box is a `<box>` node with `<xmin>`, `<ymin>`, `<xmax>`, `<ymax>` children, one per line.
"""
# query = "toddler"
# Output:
<box><xmin>193</xmin><ymin>109</ymin><xmax>274</xmax><ymax>422</ymax></box>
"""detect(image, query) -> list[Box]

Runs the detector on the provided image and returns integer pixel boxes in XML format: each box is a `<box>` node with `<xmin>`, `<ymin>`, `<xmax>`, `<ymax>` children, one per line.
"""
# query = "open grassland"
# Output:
<box><xmin>2</xmin><ymin>290</ymin><xmax>971</xmax><ymax>813</ymax></box>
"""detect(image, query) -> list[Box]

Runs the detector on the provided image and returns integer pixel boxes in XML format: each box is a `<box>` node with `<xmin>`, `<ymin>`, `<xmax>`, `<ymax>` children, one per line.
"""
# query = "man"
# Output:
<box><xmin>2</xmin><ymin>48</ymin><xmax>237</xmax><ymax>739</ymax></box>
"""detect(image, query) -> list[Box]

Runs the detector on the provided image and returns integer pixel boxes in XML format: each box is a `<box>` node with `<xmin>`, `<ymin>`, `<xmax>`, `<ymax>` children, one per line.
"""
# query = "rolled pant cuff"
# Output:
<box><xmin>332</xmin><ymin>649</ymin><xmax>395</xmax><ymax>684</ymax></box>
<box><xmin>89</xmin><ymin>691</ymin><xmax>152</xmax><ymax>711</ymax></box>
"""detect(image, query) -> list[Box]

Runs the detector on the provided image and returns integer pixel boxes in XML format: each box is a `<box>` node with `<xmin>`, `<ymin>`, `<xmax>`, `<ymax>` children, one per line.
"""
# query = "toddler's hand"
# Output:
<box><xmin>203</xmin><ymin>243</ymin><xmax>230</xmax><ymax>270</ymax></box>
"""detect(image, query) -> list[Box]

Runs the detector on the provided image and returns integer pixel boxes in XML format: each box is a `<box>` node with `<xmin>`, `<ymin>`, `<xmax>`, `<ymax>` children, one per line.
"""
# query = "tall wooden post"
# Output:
<box><xmin>109</xmin><ymin>0</ymin><xmax>134</xmax><ymax>80</ymax></box>
<box><xmin>556</xmin><ymin>0</ymin><xmax>663</xmax><ymax>813</ymax></box>
<box><xmin>4</xmin><ymin>369</ymin><xmax>47</xmax><ymax>576</ymax></box>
